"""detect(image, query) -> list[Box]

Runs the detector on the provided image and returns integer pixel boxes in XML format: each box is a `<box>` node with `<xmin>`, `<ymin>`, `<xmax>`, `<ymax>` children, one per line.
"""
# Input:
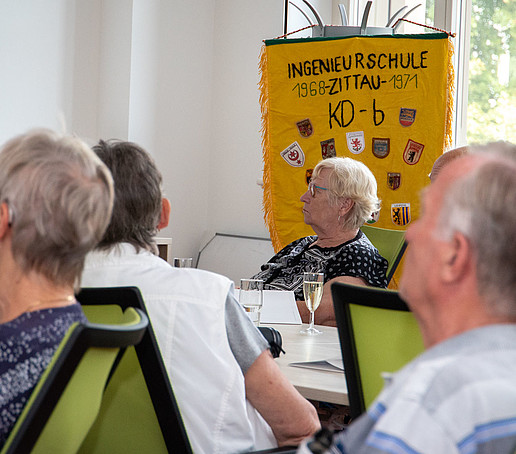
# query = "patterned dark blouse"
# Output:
<box><xmin>252</xmin><ymin>230</ymin><xmax>388</xmax><ymax>300</ymax></box>
<box><xmin>0</xmin><ymin>304</ymin><xmax>87</xmax><ymax>447</ymax></box>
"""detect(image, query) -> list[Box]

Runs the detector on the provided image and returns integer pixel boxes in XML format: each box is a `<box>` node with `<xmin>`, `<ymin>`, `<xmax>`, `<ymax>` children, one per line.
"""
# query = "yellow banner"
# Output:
<box><xmin>260</xmin><ymin>33</ymin><xmax>454</xmax><ymax>252</ymax></box>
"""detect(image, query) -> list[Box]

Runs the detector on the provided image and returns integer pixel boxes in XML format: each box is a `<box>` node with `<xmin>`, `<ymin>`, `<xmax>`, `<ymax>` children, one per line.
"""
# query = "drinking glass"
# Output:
<box><xmin>239</xmin><ymin>279</ymin><xmax>264</xmax><ymax>326</ymax></box>
<box><xmin>173</xmin><ymin>257</ymin><xmax>193</xmax><ymax>268</ymax></box>
<box><xmin>300</xmin><ymin>272</ymin><xmax>324</xmax><ymax>335</ymax></box>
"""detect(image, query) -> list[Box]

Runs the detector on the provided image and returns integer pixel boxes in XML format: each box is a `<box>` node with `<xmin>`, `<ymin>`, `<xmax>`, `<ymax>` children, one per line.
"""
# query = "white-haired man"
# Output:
<box><xmin>324</xmin><ymin>142</ymin><xmax>516</xmax><ymax>454</ymax></box>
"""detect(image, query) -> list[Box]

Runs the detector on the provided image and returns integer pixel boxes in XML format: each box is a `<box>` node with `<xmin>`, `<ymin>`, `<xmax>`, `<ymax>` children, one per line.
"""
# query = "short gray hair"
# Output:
<box><xmin>92</xmin><ymin>139</ymin><xmax>162</xmax><ymax>253</ymax></box>
<box><xmin>437</xmin><ymin>144</ymin><xmax>516</xmax><ymax>316</ymax></box>
<box><xmin>0</xmin><ymin>129</ymin><xmax>114</xmax><ymax>288</ymax></box>
<box><xmin>311</xmin><ymin>157</ymin><xmax>380</xmax><ymax>230</ymax></box>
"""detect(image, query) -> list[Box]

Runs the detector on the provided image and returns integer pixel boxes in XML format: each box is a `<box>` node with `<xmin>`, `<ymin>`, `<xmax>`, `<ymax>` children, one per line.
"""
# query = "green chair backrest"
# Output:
<box><xmin>1</xmin><ymin>306</ymin><xmax>147</xmax><ymax>454</ymax></box>
<box><xmin>79</xmin><ymin>287</ymin><xmax>290</xmax><ymax>454</ymax></box>
<box><xmin>78</xmin><ymin>288</ymin><xmax>192</xmax><ymax>454</ymax></box>
<box><xmin>79</xmin><ymin>306</ymin><xmax>168</xmax><ymax>454</ymax></box>
<box><xmin>360</xmin><ymin>225</ymin><xmax>407</xmax><ymax>283</ymax></box>
<box><xmin>332</xmin><ymin>282</ymin><xmax>424</xmax><ymax>419</ymax></box>
<box><xmin>350</xmin><ymin>303</ymin><xmax>424</xmax><ymax>408</ymax></box>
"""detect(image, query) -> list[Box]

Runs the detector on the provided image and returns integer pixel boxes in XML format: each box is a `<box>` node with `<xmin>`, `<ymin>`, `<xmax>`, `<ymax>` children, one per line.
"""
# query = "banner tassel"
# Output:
<box><xmin>444</xmin><ymin>37</ymin><xmax>455</xmax><ymax>150</ymax></box>
<box><xmin>259</xmin><ymin>44</ymin><xmax>282</xmax><ymax>252</ymax></box>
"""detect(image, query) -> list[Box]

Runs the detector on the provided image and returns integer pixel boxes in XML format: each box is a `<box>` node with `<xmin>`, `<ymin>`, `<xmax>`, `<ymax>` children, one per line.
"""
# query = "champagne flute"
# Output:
<box><xmin>300</xmin><ymin>272</ymin><xmax>324</xmax><ymax>335</ymax></box>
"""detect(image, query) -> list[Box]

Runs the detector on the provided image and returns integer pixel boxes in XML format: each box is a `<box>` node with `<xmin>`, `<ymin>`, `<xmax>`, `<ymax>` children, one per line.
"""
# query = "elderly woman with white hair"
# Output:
<box><xmin>252</xmin><ymin>157</ymin><xmax>388</xmax><ymax>326</ymax></box>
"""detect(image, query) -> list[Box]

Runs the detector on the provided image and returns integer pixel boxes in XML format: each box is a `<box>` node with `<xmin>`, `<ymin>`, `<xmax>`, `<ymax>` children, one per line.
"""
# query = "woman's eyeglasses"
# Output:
<box><xmin>308</xmin><ymin>181</ymin><xmax>328</xmax><ymax>197</ymax></box>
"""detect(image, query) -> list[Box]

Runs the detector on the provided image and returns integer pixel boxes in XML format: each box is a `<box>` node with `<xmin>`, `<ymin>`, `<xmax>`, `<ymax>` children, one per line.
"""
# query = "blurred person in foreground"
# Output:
<box><xmin>321</xmin><ymin>141</ymin><xmax>516</xmax><ymax>454</ymax></box>
<box><xmin>429</xmin><ymin>145</ymin><xmax>469</xmax><ymax>182</ymax></box>
<box><xmin>252</xmin><ymin>157</ymin><xmax>388</xmax><ymax>326</ymax></box>
<box><xmin>0</xmin><ymin>129</ymin><xmax>114</xmax><ymax>447</ymax></box>
<box><xmin>81</xmin><ymin>140</ymin><xmax>320</xmax><ymax>454</ymax></box>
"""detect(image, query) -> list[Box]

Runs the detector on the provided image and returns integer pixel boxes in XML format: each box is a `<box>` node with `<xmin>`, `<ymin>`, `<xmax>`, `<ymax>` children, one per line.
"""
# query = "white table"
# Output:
<box><xmin>263</xmin><ymin>324</ymin><xmax>348</xmax><ymax>405</ymax></box>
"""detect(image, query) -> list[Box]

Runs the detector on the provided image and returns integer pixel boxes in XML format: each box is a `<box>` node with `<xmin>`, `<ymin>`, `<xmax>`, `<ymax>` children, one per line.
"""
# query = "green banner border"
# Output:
<box><xmin>264</xmin><ymin>32</ymin><xmax>448</xmax><ymax>47</ymax></box>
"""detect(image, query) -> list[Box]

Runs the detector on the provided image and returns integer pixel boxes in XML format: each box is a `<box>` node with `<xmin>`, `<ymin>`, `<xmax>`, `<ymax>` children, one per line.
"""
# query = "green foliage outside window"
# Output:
<box><xmin>467</xmin><ymin>0</ymin><xmax>515</xmax><ymax>143</ymax></box>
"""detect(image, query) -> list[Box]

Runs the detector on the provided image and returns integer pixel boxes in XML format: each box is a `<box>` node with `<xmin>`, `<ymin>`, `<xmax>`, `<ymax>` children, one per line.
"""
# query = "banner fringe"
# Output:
<box><xmin>444</xmin><ymin>37</ymin><xmax>455</xmax><ymax>150</ymax></box>
<box><xmin>259</xmin><ymin>45</ymin><xmax>282</xmax><ymax>252</ymax></box>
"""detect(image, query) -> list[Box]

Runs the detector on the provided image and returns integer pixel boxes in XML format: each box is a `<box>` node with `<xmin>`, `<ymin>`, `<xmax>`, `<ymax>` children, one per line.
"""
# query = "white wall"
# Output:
<box><xmin>128</xmin><ymin>0</ymin><xmax>219</xmax><ymax>260</ymax></box>
<box><xmin>0</xmin><ymin>0</ymin><xmax>283</xmax><ymax>261</ymax></box>
<box><xmin>0</xmin><ymin>0</ymin><xmax>73</xmax><ymax>139</ymax></box>
<box><xmin>209</xmin><ymin>0</ymin><xmax>282</xmax><ymax>242</ymax></box>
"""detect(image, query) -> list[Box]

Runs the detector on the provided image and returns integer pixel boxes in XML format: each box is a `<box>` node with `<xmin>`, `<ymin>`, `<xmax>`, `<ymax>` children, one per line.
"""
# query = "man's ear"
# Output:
<box><xmin>0</xmin><ymin>202</ymin><xmax>10</xmax><ymax>239</ymax></box>
<box><xmin>157</xmin><ymin>198</ymin><xmax>171</xmax><ymax>230</ymax></box>
<box><xmin>441</xmin><ymin>232</ymin><xmax>471</xmax><ymax>283</ymax></box>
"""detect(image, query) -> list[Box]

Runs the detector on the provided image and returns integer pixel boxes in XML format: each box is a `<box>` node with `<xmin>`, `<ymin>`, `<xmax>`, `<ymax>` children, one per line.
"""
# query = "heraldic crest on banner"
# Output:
<box><xmin>259</xmin><ymin>33</ymin><xmax>454</xmax><ymax>252</ymax></box>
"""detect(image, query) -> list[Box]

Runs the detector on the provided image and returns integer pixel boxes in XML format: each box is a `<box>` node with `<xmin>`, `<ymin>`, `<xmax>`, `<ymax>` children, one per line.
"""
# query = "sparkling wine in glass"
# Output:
<box><xmin>300</xmin><ymin>272</ymin><xmax>324</xmax><ymax>335</ymax></box>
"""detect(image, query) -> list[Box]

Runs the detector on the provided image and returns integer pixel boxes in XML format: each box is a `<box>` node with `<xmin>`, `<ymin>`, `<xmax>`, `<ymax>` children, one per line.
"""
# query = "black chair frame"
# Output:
<box><xmin>386</xmin><ymin>241</ymin><xmax>407</xmax><ymax>283</ymax></box>
<box><xmin>331</xmin><ymin>282</ymin><xmax>411</xmax><ymax>419</ymax></box>
<box><xmin>4</xmin><ymin>310</ymin><xmax>148</xmax><ymax>454</ymax></box>
<box><xmin>77</xmin><ymin>287</ymin><xmax>193</xmax><ymax>454</ymax></box>
<box><xmin>79</xmin><ymin>287</ymin><xmax>302</xmax><ymax>454</ymax></box>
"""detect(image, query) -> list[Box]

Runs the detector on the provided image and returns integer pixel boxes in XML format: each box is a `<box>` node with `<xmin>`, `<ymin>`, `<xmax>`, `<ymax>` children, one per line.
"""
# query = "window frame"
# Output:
<box><xmin>433</xmin><ymin>0</ymin><xmax>471</xmax><ymax>146</ymax></box>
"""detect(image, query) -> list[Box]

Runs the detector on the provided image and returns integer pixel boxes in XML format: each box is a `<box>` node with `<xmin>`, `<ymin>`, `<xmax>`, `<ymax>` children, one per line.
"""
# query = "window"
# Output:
<box><xmin>464</xmin><ymin>0</ymin><xmax>515</xmax><ymax>142</ymax></box>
